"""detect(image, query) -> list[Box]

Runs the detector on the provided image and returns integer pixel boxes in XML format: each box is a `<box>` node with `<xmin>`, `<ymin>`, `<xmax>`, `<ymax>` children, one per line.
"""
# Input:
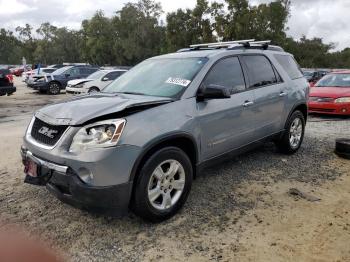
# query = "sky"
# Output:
<box><xmin>0</xmin><ymin>0</ymin><xmax>349</xmax><ymax>51</ymax></box>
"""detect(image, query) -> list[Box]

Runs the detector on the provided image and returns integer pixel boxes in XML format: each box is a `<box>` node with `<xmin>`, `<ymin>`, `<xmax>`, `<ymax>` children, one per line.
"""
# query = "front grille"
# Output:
<box><xmin>309</xmin><ymin>97</ymin><xmax>334</xmax><ymax>102</ymax></box>
<box><xmin>30</xmin><ymin>118</ymin><xmax>68</xmax><ymax>146</ymax></box>
<box><xmin>309</xmin><ymin>107</ymin><xmax>335</xmax><ymax>112</ymax></box>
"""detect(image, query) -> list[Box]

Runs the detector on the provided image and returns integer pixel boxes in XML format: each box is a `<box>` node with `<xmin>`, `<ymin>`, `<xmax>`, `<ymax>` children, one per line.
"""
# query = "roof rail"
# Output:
<box><xmin>190</xmin><ymin>39</ymin><xmax>255</xmax><ymax>49</ymax></box>
<box><xmin>241</xmin><ymin>40</ymin><xmax>271</xmax><ymax>48</ymax></box>
<box><xmin>179</xmin><ymin>39</ymin><xmax>283</xmax><ymax>53</ymax></box>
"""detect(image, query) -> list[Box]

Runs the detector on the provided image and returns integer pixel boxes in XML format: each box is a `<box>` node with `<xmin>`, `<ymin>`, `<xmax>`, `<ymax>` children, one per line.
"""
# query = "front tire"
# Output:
<box><xmin>47</xmin><ymin>82</ymin><xmax>61</xmax><ymax>95</ymax></box>
<box><xmin>275</xmin><ymin>110</ymin><xmax>305</xmax><ymax>154</ymax></box>
<box><xmin>132</xmin><ymin>147</ymin><xmax>193</xmax><ymax>222</ymax></box>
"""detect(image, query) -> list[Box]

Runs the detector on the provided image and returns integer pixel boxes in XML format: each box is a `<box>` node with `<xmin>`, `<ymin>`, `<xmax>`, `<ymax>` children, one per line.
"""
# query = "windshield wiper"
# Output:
<box><xmin>118</xmin><ymin>91</ymin><xmax>146</xmax><ymax>95</ymax></box>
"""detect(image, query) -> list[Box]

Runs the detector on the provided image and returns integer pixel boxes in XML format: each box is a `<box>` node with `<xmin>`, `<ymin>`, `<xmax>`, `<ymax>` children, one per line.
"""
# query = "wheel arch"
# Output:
<box><xmin>129</xmin><ymin>133</ymin><xmax>199</xmax><ymax>184</ymax></box>
<box><xmin>287</xmin><ymin>103</ymin><xmax>308</xmax><ymax>126</ymax></box>
<box><xmin>88</xmin><ymin>86</ymin><xmax>100</xmax><ymax>92</ymax></box>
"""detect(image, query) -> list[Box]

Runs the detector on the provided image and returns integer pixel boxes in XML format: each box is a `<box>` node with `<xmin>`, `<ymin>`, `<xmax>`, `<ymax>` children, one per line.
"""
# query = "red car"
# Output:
<box><xmin>308</xmin><ymin>71</ymin><xmax>350</xmax><ymax>115</ymax></box>
<box><xmin>11</xmin><ymin>66</ymin><xmax>31</xmax><ymax>77</ymax></box>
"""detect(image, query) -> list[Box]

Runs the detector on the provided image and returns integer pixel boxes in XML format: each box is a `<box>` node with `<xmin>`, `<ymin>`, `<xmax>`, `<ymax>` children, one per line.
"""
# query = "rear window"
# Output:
<box><xmin>274</xmin><ymin>54</ymin><xmax>303</xmax><ymax>80</ymax></box>
<box><xmin>42</xmin><ymin>69</ymin><xmax>55</xmax><ymax>73</ymax></box>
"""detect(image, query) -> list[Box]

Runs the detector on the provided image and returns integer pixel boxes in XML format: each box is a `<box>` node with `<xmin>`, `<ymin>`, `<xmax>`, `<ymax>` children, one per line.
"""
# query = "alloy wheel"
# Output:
<box><xmin>147</xmin><ymin>159</ymin><xmax>186</xmax><ymax>210</ymax></box>
<box><xmin>49</xmin><ymin>83</ymin><xmax>60</xmax><ymax>95</ymax></box>
<box><xmin>289</xmin><ymin>117</ymin><xmax>303</xmax><ymax>148</ymax></box>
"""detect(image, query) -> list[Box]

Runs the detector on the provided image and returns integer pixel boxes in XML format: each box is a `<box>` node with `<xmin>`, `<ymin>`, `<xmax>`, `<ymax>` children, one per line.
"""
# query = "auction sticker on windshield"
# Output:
<box><xmin>165</xmin><ymin>77</ymin><xmax>191</xmax><ymax>87</ymax></box>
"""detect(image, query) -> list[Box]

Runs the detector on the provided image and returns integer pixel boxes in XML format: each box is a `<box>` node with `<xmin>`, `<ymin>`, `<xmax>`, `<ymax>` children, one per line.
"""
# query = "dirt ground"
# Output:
<box><xmin>0</xmin><ymin>78</ymin><xmax>349</xmax><ymax>262</ymax></box>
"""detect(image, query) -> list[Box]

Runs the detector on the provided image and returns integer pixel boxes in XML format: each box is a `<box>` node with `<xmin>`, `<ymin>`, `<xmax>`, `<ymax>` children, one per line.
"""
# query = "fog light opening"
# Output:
<box><xmin>78</xmin><ymin>168</ymin><xmax>94</xmax><ymax>184</ymax></box>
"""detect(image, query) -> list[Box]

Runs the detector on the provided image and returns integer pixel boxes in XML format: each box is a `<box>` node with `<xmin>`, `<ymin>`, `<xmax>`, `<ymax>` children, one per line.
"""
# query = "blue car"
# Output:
<box><xmin>28</xmin><ymin>65</ymin><xmax>99</xmax><ymax>95</ymax></box>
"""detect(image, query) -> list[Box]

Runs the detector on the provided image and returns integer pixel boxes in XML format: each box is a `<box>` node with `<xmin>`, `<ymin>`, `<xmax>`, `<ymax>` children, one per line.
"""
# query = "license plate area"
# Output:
<box><xmin>24</xmin><ymin>159</ymin><xmax>38</xmax><ymax>177</ymax></box>
<box><xmin>23</xmin><ymin>156</ymin><xmax>52</xmax><ymax>186</ymax></box>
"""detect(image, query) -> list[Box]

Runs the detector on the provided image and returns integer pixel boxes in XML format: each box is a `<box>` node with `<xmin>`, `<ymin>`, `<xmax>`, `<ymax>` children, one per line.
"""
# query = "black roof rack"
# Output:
<box><xmin>177</xmin><ymin>39</ymin><xmax>284</xmax><ymax>52</ymax></box>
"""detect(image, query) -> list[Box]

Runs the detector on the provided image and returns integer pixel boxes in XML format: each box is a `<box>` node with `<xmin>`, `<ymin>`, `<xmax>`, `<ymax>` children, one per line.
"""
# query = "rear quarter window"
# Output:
<box><xmin>274</xmin><ymin>54</ymin><xmax>303</xmax><ymax>80</ymax></box>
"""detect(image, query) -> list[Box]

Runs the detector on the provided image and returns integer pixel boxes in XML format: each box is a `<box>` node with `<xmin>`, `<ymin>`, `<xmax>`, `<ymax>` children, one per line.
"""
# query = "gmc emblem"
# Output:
<box><xmin>38</xmin><ymin>126</ymin><xmax>58</xmax><ymax>139</ymax></box>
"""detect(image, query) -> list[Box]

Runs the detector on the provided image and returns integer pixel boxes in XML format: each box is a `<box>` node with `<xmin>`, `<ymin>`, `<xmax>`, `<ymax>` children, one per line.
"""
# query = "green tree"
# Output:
<box><xmin>284</xmin><ymin>36</ymin><xmax>334</xmax><ymax>68</ymax></box>
<box><xmin>0</xmin><ymin>29</ymin><xmax>22</xmax><ymax>64</ymax></box>
<box><xmin>111</xmin><ymin>0</ymin><xmax>165</xmax><ymax>65</ymax></box>
<box><xmin>213</xmin><ymin>0</ymin><xmax>290</xmax><ymax>43</ymax></box>
<box><xmin>166</xmin><ymin>0</ymin><xmax>214</xmax><ymax>52</ymax></box>
<box><xmin>81</xmin><ymin>11</ymin><xmax>114</xmax><ymax>65</ymax></box>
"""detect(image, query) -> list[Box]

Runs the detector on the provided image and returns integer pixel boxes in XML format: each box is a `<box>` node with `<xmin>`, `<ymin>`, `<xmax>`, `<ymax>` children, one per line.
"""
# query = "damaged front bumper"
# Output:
<box><xmin>21</xmin><ymin>147</ymin><xmax>132</xmax><ymax>216</ymax></box>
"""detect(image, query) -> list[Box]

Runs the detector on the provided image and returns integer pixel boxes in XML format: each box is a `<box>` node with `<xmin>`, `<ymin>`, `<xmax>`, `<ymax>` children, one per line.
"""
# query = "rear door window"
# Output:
<box><xmin>274</xmin><ymin>54</ymin><xmax>303</xmax><ymax>80</ymax></box>
<box><xmin>66</xmin><ymin>67</ymin><xmax>80</xmax><ymax>77</ymax></box>
<box><xmin>203</xmin><ymin>57</ymin><xmax>246</xmax><ymax>93</ymax></box>
<box><xmin>242</xmin><ymin>55</ymin><xmax>277</xmax><ymax>88</ymax></box>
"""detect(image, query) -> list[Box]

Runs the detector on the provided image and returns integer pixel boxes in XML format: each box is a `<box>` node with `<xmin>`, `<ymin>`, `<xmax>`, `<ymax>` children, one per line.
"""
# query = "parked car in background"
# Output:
<box><xmin>66</xmin><ymin>70</ymin><xmax>103</xmax><ymax>94</ymax></box>
<box><xmin>11</xmin><ymin>66</ymin><xmax>32</xmax><ymax>77</ymax></box>
<box><xmin>22</xmin><ymin>68</ymin><xmax>57</xmax><ymax>83</ymax></box>
<box><xmin>21</xmin><ymin>40</ymin><xmax>308</xmax><ymax>221</ymax></box>
<box><xmin>27</xmin><ymin>65</ymin><xmax>99</xmax><ymax>95</ymax></box>
<box><xmin>303</xmin><ymin>69</ymin><xmax>330</xmax><ymax>87</ymax></box>
<box><xmin>0</xmin><ymin>69</ymin><xmax>16</xmax><ymax>96</ymax></box>
<box><xmin>48</xmin><ymin>64</ymin><xmax>65</xmax><ymax>69</ymax></box>
<box><xmin>66</xmin><ymin>69</ymin><xmax>127</xmax><ymax>94</ymax></box>
<box><xmin>309</xmin><ymin>71</ymin><xmax>350</xmax><ymax>115</ymax></box>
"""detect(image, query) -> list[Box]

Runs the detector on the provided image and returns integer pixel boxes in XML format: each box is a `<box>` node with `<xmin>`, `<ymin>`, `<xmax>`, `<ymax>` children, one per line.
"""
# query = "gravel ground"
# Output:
<box><xmin>0</xmin><ymin>79</ymin><xmax>349</xmax><ymax>261</ymax></box>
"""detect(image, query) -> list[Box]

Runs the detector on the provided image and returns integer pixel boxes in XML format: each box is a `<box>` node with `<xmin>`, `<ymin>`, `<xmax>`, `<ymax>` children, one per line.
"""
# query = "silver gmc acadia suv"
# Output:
<box><xmin>21</xmin><ymin>40</ymin><xmax>309</xmax><ymax>222</ymax></box>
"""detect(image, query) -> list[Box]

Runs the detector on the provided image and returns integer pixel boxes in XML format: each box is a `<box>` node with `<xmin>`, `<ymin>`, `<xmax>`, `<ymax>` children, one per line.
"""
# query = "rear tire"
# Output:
<box><xmin>335</xmin><ymin>138</ymin><xmax>350</xmax><ymax>159</ymax></box>
<box><xmin>131</xmin><ymin>147</ymin><xmax>193</xmax><ymax>222</ymax></box>
<box><xmin>47</xmin><ymin>82</ymin><xmax>61</xmax><ymax>95</ymax></box>
<box><xmin>275</xmin><ymin>110</ymin><xmax>305</xmax><ymax>154</ymax></box>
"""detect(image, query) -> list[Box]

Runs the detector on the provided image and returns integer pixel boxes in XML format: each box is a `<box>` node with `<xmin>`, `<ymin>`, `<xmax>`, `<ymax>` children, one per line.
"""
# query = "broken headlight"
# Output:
<box><xmin>69</xmin><ymin>119</ymin><xmax>126</xmax><ymax>153</ymax></box>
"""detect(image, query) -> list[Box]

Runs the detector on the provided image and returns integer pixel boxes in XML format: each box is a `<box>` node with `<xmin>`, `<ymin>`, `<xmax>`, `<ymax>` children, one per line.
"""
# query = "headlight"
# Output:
<box><xmin>74</xmin><ymin>83</ymin><xmax>84</xmax><ymax>88</ymax></box>
<box><xmin>69</xmin><ymin>119</ymin><xmax>126</xmax><ymax>153</ymax></box>
<box><xmin>335</xmin><ymin>97</ymin><xmax>350</xmax><ymax>103</ymax></box>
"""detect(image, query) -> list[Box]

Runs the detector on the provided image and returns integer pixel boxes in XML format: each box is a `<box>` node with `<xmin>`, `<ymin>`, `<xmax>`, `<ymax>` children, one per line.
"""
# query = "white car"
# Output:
<box><xmin>66</xmin><ymin>69</ymin><xmax>127</xmax><ymax>94</ymax></box>
<box><xmin>23</xmin><ymin>68</ymin><xmax>57</xmax><ymax>84</ymax></box>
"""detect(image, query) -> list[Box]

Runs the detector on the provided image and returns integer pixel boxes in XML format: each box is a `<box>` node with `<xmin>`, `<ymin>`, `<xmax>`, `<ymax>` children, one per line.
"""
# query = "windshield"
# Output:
<box><xmin>52</xmin><ymin>66</ymin><xmax>72</xmax><ymax>75</ymax></box>
<box><xmin>103</xmin><ymin>58</ymin><xmax>208</xmax><ymax>98</ymax></box>
<box><xmin>87</xmin><ymin>70</ymin><xmax>104</xmax><ymax>80</ymax></box>
<box><xmin>303</xmin><ymin>71</ymin><xmax>314</xmax><ymax>77</ymax></box>
<box><xmin>316</xmin><ymin>73</ymin><xmax>350</xmax><ymax>87</ymax></box>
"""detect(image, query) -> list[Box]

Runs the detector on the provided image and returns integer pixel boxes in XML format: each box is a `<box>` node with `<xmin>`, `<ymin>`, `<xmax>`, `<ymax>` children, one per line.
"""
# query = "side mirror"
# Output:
<box><xmin>197</xmin><ymin>84</ymin><xmax>231</xmax><ymax>100</ymax></box>
<box><xmin>102</xmin><ymin>77</ymin><xmax>109</xmax><ymax>81</ymax></box>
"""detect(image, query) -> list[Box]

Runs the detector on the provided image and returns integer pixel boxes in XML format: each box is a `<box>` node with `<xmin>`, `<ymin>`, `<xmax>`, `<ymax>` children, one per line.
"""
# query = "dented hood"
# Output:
<box><xmin>35</xmin><ymin>93</ymin><xmax>172</xmax><ymax>125</ymax></box>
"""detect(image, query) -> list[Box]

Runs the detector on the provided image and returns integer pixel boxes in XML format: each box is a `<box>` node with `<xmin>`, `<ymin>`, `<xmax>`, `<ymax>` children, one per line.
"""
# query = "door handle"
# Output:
<box><xmin>242</xmin><ymin>101</ymin><xmax>254</xmax><ymax>107</ymax></box>
<box><xmin>279</xmin><ymin>91</ymin><xmax>287</xmax><ymax>97</ymax></box>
